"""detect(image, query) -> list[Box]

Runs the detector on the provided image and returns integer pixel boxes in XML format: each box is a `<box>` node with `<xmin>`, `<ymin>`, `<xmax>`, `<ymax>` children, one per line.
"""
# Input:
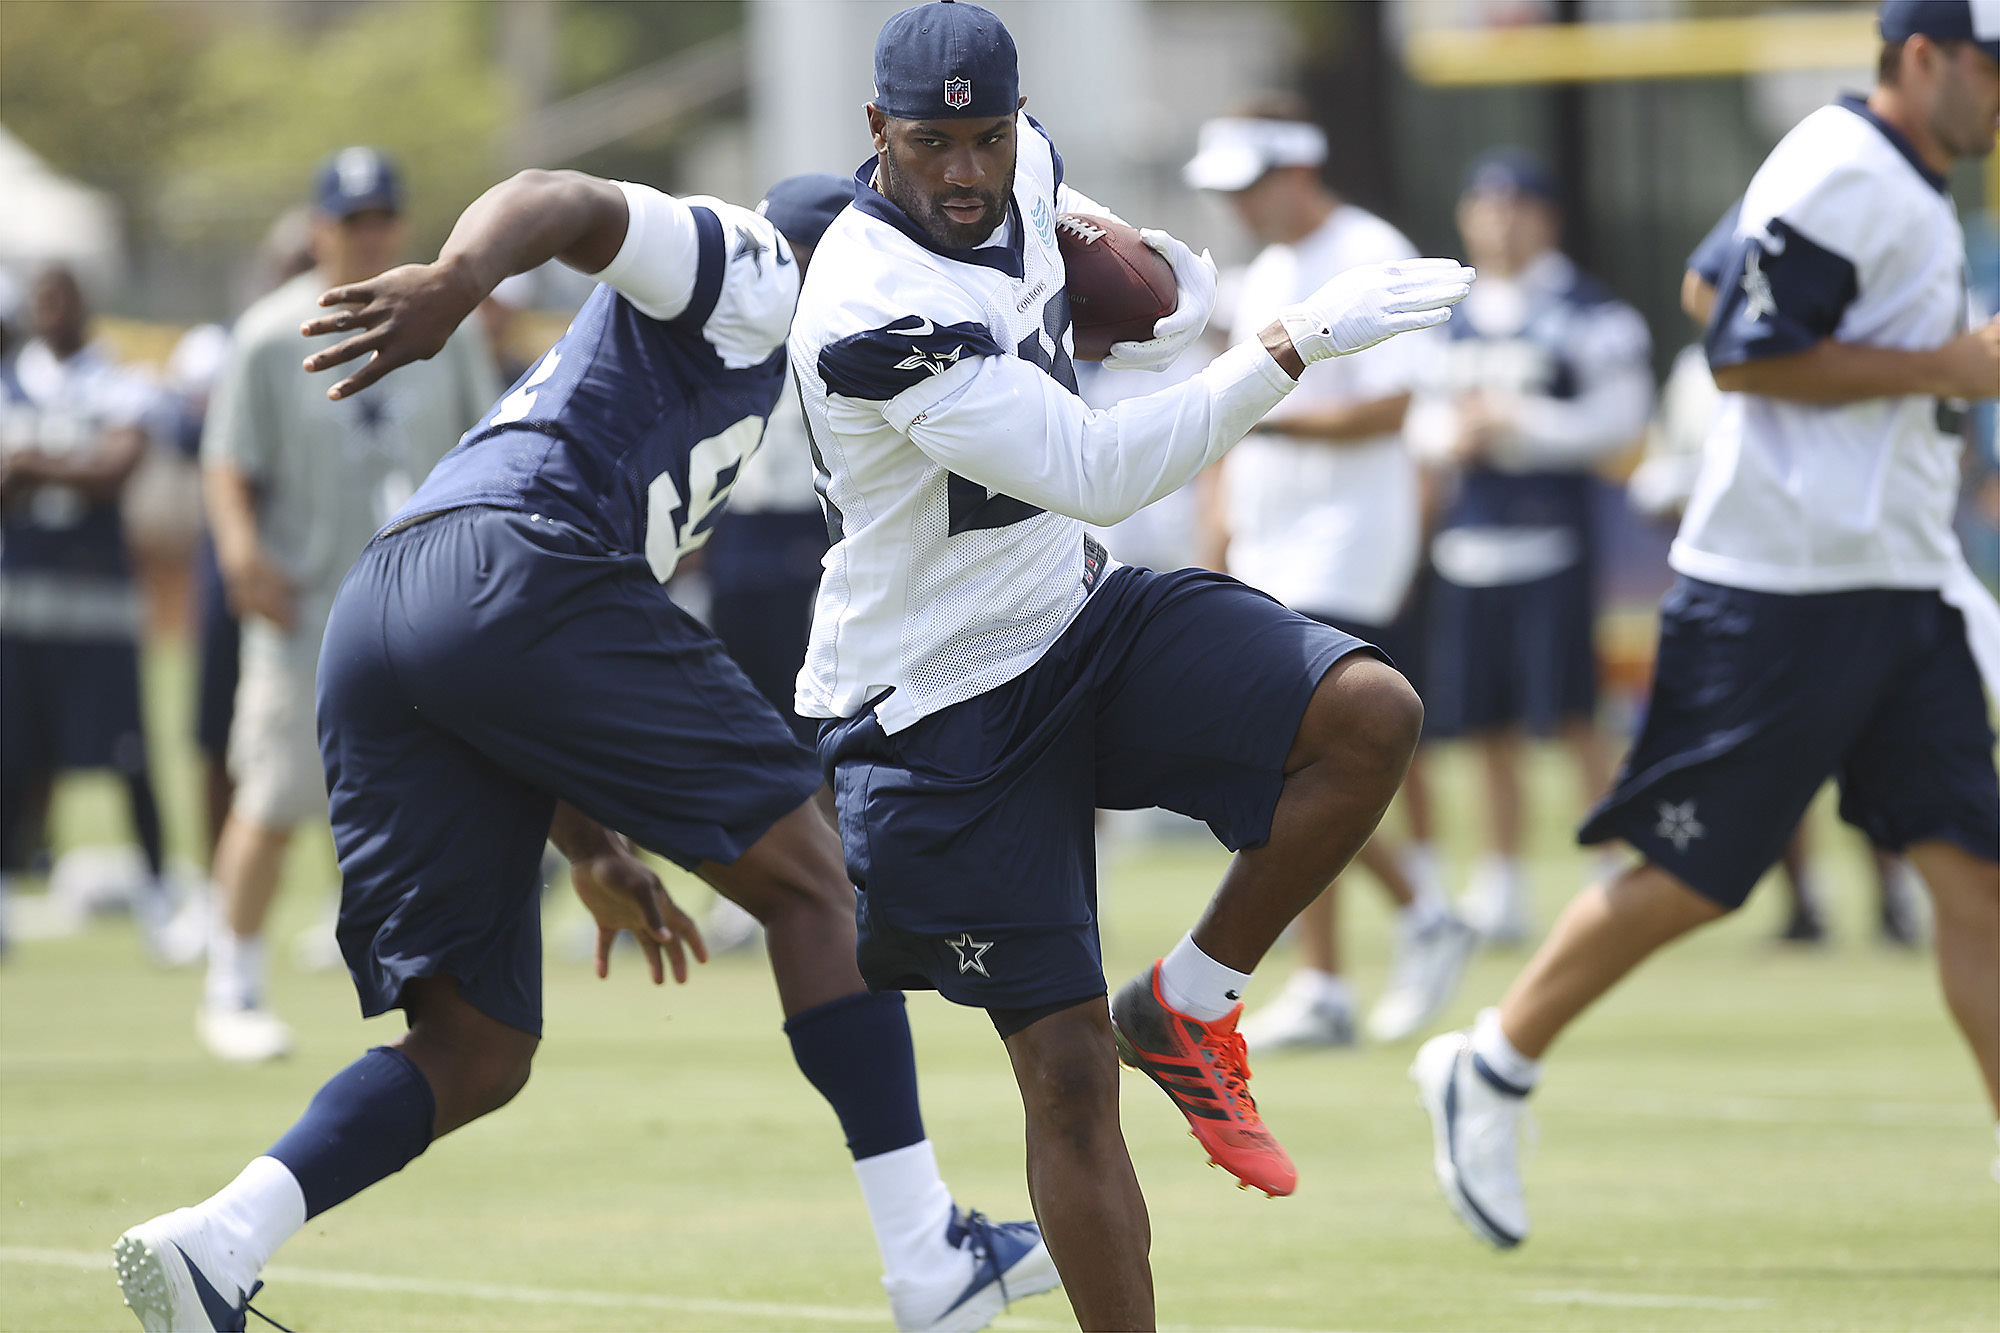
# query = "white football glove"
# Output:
<box><xmin>1101</xmin><ymin>229</ymin><xmax>1218</xmax><ymax>373</ymax></box>
<box><xmin>1278</xmin><ymin>259</ymin><xmax>1475</xmax><ymax>364</ymax></box>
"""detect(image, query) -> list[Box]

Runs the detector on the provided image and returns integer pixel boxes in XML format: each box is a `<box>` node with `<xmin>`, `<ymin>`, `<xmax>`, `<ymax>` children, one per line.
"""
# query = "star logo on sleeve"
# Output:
<box><xmin>946</xmin><ymin>932</ymin><xmax>993</xmax><ymax>976</ymax></box>
<box><xmin>1740</xmin><ymin>246</ymin><xmax>1777</xmax><ymax>323</ymax></box>
<box><xmin>1654</xmin><ymin>800</ymin><xmax>1707</xmax><ymax>854</ymax></box>
<box><xmin>894</xmin><ymin>343</ymin><xmax>964</xmax><ymax>377</ymax></box>
<box><xmin>732</xmin><ymin>227</ymin><xmax>770</xmax><ymax>275</ymax></box>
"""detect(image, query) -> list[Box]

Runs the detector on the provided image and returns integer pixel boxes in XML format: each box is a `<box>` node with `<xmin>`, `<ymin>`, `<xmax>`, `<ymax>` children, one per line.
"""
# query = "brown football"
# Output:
<box><xmin>1058</xmin><ymin>213</ymin><xmax>1178</xmax><ymax>362</ymax></box>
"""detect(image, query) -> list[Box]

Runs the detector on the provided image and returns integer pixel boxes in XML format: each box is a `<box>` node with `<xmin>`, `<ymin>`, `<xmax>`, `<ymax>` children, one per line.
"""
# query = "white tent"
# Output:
<box><xmin>0</xmin><ymin>122</ymin><xmax>124</xmax><ymax>296</ymax></box>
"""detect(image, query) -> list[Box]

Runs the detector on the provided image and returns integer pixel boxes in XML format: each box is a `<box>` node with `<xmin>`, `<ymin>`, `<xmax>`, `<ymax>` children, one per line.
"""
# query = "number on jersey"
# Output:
<box><xmin>644</xmin><ymin>415</ymin><xmax>765</xmax><ymax>581</ymax></box>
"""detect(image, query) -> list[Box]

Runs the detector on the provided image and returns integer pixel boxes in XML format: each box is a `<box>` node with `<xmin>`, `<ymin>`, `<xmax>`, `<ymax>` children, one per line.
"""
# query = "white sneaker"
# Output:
<box><xmin>290</xmin><ymin>901</ymin><xmax>344</xmax><ymax>973</ymax></box>
<box><xmin>886</xmin><ymin>1207</ymin><xmax>1061</xmax><ymax>1332</ymax></box>
<box><xmin>147</xmin><ymin>891</ymin><xmax>211</xmax><ymax>970</ymax></box>
<box><xmin>1410</xmin><ymin>1030</ymin><xmax>1532</xmax><ymax>1249</ymax></box>
<box><xmin>1237</xmin><ymin>977</ymin><xmax>1356</xmax><ymax>1051</ymax></box>
<box><xmin>1458</xmin><ymin>859</ymin><xmax>1531</xmax><ymax>946</ymax></box>
<box><xmin>197</xmin><ymin>1005</ymin><xmax>293</xmax><ymax>1064</ymax></box>
<box><xmin>1366</xmin><ymin>913</ymin><xmax>1479</xmax><ymax>1043</ymax></box>
<box><xmin>114</xmin><ymin>1207</ymin><xmax>258</xmax><ymax>1331</ymax></box>
<box><xmin>702</xmin><ymin>896</ymin><xmax>764</xmax><ymax>955</ymax></box>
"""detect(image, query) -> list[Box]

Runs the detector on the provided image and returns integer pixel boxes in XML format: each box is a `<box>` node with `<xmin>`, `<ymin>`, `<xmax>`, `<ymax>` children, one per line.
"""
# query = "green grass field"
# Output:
<box><xmin>2</xmin><ymin>646</ymin><xmax>1996</xmax><ymax>1332</ymax></box>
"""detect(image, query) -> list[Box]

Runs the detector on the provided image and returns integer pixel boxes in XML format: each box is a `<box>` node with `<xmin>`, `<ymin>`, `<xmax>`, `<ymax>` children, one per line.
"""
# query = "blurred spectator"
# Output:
<box><xmin>1405</xmin><ymin>149</ymin><xmax>1654</xmax><ymax>945</ymax></box>
<box><xmin>0</xmin><ymin>264</ymin><xmax>171</xmax><ymax>954</ymax></box>
<box><xmin>196</xmin><ymin>148</ymin><xmax>498</xmax><ymax>1062</ymax></box>
<box><xmin>1182</xmin><ymin>98</ymin><xmax>1475</xmax><ymax>1049</ymax></box>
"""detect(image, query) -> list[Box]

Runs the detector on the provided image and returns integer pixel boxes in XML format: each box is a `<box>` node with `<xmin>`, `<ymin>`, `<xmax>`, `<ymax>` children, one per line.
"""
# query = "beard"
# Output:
<box><xmin>880</xmin><ymin>147</ymin><xmax>1016</xmax><ymax>249</ymax></box>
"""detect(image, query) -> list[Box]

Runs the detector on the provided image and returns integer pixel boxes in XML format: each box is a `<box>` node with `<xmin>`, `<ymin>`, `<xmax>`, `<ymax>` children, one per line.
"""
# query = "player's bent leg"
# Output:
<box><xmin>1907</xmin><ymin>840</ymin><xmax>2000</xmax><ymax>1121</ymax></box>
<box><xmin>390</xmin><ymin>974</ymin><xmax>539</xmax><ymax>1136</ymax></box>
<box><xmin>696</xmin><ymin>794</ymin><xmax>860</xmax><ymax>1016</ymax></box>
<box><xmin>1193</xmin><ymin>653</ymin><xmax>1423</xmax><ymax>971</ymax></box>
<box><xmin>1005</xmin><ymin>1000</ymin><xmax>1152</xmax><ymax>1333</ymax></box>
<box><xmin>1410</xmin><ymin>860</ymin><xmax>1724</xmax><ymax>1250</ymax></box>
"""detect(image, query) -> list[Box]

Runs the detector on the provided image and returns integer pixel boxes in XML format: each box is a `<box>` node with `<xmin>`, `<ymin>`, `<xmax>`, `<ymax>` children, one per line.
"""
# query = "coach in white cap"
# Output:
<box><xmin>1413</xmin><ymin>0</ymin><xmax>2000</xmax><ymax>1253</ymax></box>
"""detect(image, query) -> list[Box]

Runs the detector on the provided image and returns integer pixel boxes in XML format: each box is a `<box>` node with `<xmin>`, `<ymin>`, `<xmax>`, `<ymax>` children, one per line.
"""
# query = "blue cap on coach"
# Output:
<box><xmin>1879</xmin><ymin>0</ymin><xmax>2000</xmax><ymax>62</ymax></box>
<box><xmin>873</xmin><ymin>0</ymin><xmax>1019</xmax><ymax>120</ymax></box>
<box><xmin>758</xmin><ymin>173</ymin><xmax>853</xmax><ymax>250</ymax></box>
<box><xmin>1461</xmin><ymin>148</ymin><xmax>1561</xmax><ymax>206</ymax></box>
<box><xmin>313</xmin><ymin>146</ymin><xmax>403</xmax><ymax>219</ymax></box>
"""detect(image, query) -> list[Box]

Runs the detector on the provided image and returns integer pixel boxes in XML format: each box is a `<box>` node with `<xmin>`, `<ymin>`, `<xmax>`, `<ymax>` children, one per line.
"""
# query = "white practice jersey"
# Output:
<box><xmin>1224</xmin><ymin>204</ymin><xmax>1436</xmax><ymax>626</ymax></box>
<box><xmin>790</xmin><ymin>118</ymin><xmax>1297</xmax><ymax>731</ymax></box>
<box><xmin>1675</xmin><ymin>96</ymin><xmax>1972</xmax><ymax>594</ymax></box>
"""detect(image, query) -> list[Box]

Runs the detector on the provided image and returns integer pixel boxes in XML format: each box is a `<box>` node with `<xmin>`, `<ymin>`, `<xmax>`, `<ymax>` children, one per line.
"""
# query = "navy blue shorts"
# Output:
<box><xmin>819</xmin><ymin>565</ymin><xmax>1371</xmax><ymax>1011</ymax></box>
<box><xmin>1579</xmin><ymin>577</ymin><xmax>2000</xmax><ymax>909</ymax></box>
<box><xmin>1314</xmin><ymin>594</ymin><xmax>1427</xmax><ymax>706</ymax></box>
<box><xmin>707</xmin><ymin>576</ymin><xmax>818</xmax><ymax>748</ymax></box>
<box><xmin>0</xmin><ymin>634</ymin><xmax>148</xmax><ymax>777</ymax></box>
<box><xmin>1426</xmin><ymin>561</ymin><xmax>1596</xmax><ymax>736</ymax></box>
<box><xmin>318</xmin><ymin>507</ymin><xmax>822</xmax><ymax>1036</ymax></box>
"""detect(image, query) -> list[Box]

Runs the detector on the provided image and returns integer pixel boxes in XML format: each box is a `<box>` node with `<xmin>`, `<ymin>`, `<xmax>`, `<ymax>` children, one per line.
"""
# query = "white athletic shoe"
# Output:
<box><xmin>702</xmin><ymin>896</ymin><xmax>764</xmax><ymax>955</ymax></box>
<box><xmin>1237</xmin><ymin>977</ymin><xmax>1357</xmax><ymax>1051</ymax></box>
<box><xmin>1458</xmin><ymin>859</ymin><xmax>1531</xmax><ymax>946</ymax></box>
<box><xmin>197</xmin><ymin>1005</ymin><xmax>293</xmax><ymax>1065</ymax></box>
<box><xmin>1410</xmin><ymin>1029</ymin><xmax>1532</xmax><ymax>1249</ymax></box>
<box><xmin>887</xmin><ymin>1207</ymin><xmax>1061</xmax><ymax>1332</ymax></box>
<box><xmin>114</xmin><ymin>1207</ymin><xmax>259</xmax><ymax>1332</ymax></box>
<box><xmin>1366</xmin><ymin>913</ymin><xmax>1479</xmax><ymax>1043</ymax></box>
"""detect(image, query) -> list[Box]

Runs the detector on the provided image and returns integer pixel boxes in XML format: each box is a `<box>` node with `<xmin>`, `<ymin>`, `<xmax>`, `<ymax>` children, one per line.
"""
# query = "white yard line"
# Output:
<box><xmin>0</xmin><ymin>1246</ymin><xmax>1321</xmax><ymax>1331</ymax></box>
<box><xmin>1530</xmin><ymin>1288</ymin><xmax>1772</xmax><ymax>1310</ymax></box>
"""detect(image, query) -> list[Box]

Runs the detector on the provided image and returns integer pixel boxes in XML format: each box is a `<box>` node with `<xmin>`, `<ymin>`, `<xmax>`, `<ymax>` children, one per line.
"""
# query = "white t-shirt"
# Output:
<box><xmin>1673</xmin><ymin>97</ymin><xmax>1972</xmax><ymax>594</ymax></box>
<box><xmin>789</xmin><ymin>118</ymin><xmax>1297</xmax><ymax>731</ymax></box>
<box><xmin>1223</xmin><ymin>204</ymin><xmax>1434</xmax><ymax>626</ymax></box>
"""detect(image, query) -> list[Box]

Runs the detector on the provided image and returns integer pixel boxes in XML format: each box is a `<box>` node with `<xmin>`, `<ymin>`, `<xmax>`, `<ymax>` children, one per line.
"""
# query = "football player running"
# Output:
<box><xmin>790</xmin><ymin>3</ymin><xmax>1469</xmax><ymax>1326</ymax></box>
<box><xmin>114</xmin><ymin>171</ymin><xmax>1057</xmax><ymax>1333</ymax></box>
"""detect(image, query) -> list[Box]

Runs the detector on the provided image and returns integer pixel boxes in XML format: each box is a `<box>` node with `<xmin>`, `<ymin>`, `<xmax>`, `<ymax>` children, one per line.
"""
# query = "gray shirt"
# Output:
<box><xmin>203</xmin><ymin>271</ymin><xmax>499</xmax><ymax>667</ymax></box>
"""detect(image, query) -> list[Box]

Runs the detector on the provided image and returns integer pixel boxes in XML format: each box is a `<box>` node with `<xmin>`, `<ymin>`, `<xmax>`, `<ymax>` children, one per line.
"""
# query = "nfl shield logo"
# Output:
<box><xmin>943</xmin><ymin>77</ymin><xmax>972</xmax><ymax>110</ymax></box>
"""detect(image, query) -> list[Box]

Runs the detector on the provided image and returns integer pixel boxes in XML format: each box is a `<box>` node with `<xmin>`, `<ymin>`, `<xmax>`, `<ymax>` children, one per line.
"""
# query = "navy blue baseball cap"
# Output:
<box><xmin>758</xmin><ymin>173</ymin><xmax>853</xmax><ymax>249</ymax></box>
<box><xmin>873</xmin><ymin>1</ymin><xmax>1019</xmax><ymax>120</ymax></box>
<box><xmin>313</xmin><ymin>146</ymin><xmax>403</xmax><ymax>218</ymax></box>
<box><xmin>1461</xmin><ymin>148</ymin><xmax>1561</xmax><ymax>205</ymax></box>
<box><xmin>1879</xmin><ymin>0</ymin><xmax>2000</xmax><ymax>60</ymax></box>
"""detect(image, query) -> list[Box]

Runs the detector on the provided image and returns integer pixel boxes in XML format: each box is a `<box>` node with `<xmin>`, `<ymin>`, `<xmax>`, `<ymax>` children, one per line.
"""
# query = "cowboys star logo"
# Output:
<box><xmin>894</xmin><ymin>343</ymin><xmax>964</xmax><ymax>377</ymax></box>
<box><xmin>1654</xmin><ymin>800</ymin><xmax>1706</xmax><ymax>853</ymax></box>
<box><xmin>946</xmin><ymin>932</ymin><xmax>993</xmax><ymax>976</ymax></box>
<box><xmin>1740</xmin><ymin>245</ymin><xmax>1778</xmax><ymax>323</ymax></box>
<box><xmin>943</xmin><ymin>77</ymin><xmax>972</xmax><ymax>110</ymax></box>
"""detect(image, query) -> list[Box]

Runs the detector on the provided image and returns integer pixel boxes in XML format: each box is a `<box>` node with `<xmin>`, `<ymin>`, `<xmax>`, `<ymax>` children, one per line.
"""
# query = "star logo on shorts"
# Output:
<box><xmin>1654</xmin><ymin>799</ymin><xmax>1707</xmax><ymax>853</ymax></box>
<box><xmin>946</xmin><ymin>932</ymin><xmax>993</xmax><ymax>976</ymax></box>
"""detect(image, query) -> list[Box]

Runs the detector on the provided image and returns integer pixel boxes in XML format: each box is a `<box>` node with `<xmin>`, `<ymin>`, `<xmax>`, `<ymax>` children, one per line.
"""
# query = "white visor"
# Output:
<box><xmin>1183</xmin><ymin>118</ymin><xmax>1329</xmax><ymax>193</ymax></box>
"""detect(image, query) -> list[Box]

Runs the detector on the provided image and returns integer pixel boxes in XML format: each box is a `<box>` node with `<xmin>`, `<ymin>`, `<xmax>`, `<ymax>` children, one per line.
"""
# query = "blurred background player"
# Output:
<box><xmin>1635</xmin><ymin>200</ymin><xmax>1930</xmax><ymax>949</ymax></box>
<box><xmin>1404</xmin><ymin>150</ymin><xmax>1655</xmax><ymax>945</ymax></box>
<box><xmin>1415</xmin><ymin>0</ymin><xmax>2000</xmax><ymax>1250</ymax></box>
<box><xmin>196</xmin><ymin>148</ymin><xmax>498</xmax><ymax>1062</ymax></box>
<box><xmin>1183</xmin><ymin>99</ymin><xmax>1476</xmax><ymax>1049</ymax></box>
<box><xmin>0</xmin><ymin>263</ymin><xmax>173</xmax><ymax>954</ymax></box>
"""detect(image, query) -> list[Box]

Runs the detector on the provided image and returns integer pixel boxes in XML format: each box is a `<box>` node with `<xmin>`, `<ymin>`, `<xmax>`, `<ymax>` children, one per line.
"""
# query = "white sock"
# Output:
<box><xmin>205</xmin><ymin>920</ymin><xmax>265</xmax><ymax>1012</ymax></box>
<box><xmin>199</xmin><ymin>1156</ymin><xmax>307</xmax><ymax>1294</ymax></box>
<box><xmin>852</xmin><ymin>1140</ymin><xmax>956</xmax><ymax>1285</ymax></box>
<box><xmin>1470</xmin><ymin>1007</ymin><xmax>1540</xmax><ymax>1094</ymax></box>
<box><xmin>1401</xmin><ymin>841</ymin><xmax>1444</xmax><ymax>899</ymax></box>
<box><xmin>1290</xmin><ymin>967</ymin><xmax>1353</xmax><ymax>1013</ymax></box>
<box><xmin>1401</xmin><ymin>880</ymin><xmax>1451</xmax><ymax>932</ymax></box>
<box><xmin>1473</xmin><ymin>854</ymin><xmax>1523</xmax><ymax>890</ymax></box>
<box><xmin>1157</xmin><ymin>933</ymin><xmax>1252</xmax><ymax>1022</ymax></box>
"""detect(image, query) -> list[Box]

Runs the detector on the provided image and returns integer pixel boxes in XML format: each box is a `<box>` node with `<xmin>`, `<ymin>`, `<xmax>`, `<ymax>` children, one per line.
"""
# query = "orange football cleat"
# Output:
<box><xmin>1109</xmin><ymin>962</ymin><xmax>1297</xmax><ymax>1197</ymax></box>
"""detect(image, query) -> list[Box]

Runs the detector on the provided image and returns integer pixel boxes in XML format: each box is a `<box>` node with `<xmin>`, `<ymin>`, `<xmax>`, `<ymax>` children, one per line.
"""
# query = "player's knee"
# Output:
<box><xmin>1012</xmin><ymin>1029</ymin><xmax>1120</xmax><ymax>1143</ymax></box>
<box><xmin>1302</xmin><ymin>655</ymin><xmax>1423</xmax><ymax>775</ymax></box>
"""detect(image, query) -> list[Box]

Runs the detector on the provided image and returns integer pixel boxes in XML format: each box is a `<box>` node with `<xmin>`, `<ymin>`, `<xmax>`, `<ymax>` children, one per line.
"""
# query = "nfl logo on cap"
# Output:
<box><xmin>944</xmin><ymin>77</ymin><xmax>972</xmax><ymax>110</ymax></box>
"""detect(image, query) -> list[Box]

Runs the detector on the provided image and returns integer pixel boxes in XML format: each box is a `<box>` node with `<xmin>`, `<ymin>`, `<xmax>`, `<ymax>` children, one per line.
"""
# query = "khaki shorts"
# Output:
<box><xmin>227</xmin><ymin>649</ymin><xmax>328</xmax><ymax>827</ymax></box>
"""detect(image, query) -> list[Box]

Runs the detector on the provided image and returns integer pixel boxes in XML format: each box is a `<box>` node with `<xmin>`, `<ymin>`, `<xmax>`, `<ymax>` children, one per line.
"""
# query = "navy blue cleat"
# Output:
<box><xmin>889</xmin><ymin>1207</ymin><xmax>1061</xmax><ymax>1332</ymax></box>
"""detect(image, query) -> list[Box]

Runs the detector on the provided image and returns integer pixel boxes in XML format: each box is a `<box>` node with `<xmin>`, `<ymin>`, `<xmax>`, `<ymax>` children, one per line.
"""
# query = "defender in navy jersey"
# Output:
<box><xmin>791</xmin><ymin>4</ymin><xmax>1472</xmax><ymax>1325</ymax></box>
<box><xmin>1414</xmin><ymin>0</ymin><xmax>2000</xmax><ymax>1253</ymax></box>
<box><xmin>114</xmin><ymin>169</ymin><xmax>1056</xmax><ymax>1333</ymax></box>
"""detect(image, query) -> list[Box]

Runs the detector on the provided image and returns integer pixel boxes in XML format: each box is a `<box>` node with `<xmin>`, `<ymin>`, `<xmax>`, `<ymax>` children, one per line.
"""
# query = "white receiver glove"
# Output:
<box><xmin>1278</xmin><ymin>259</ymin><xmax>1475</xmax><ymax>364</ymax></box>
<box><xmin>1101</xmin><ymin>229</ymin><xmax>1218</xmax><ymax>373</ymax></box>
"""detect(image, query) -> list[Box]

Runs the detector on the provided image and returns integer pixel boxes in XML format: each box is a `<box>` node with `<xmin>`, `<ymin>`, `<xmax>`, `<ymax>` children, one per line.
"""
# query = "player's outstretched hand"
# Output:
<box><xmin>1102</xmin><ymin>230</ymin><xmax>1218</xmax><ymax>373</ymax></box>
<box><xmin>570</xmin><ymin>847</ymin><xmax>709</xmax><ymax>986</ymax></box>
<box><xmin>1280</xmin><ymin>259</ymin><xmax>1475</xmax><ymax>363</ymax></box>
<box><xmin>300</xmin><ymin>261</ymin><xmax>486</xmax><ymax>401</ymax></box>
<box><xmin>1937</xmin><ymin>316</ymin><xmax>2000</xmax><ymax>400</ymax></box>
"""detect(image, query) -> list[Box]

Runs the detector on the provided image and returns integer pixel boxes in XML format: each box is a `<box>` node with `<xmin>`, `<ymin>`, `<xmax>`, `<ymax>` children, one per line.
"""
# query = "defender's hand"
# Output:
<box><xmin>570</xmin><ymin>847</ymin><xmax>707</xmax><ymax>985</ymax></box>
<box><xmin>300</xmin><ymin>260</ymin><xmax>486</xmax><ymax>401</ymax></box>
<box><xmin>1280</xmin><ymin>259</ymin><xmax>1474</xmax><ymax>364</ymax></box>
<box><xmin>1935</xmin><ymin>319</ymin><xmax>2000</xmax><ymax>400</ymax></box>
<box><xmin>1102</xmin><ymin>230</ymin><xmax>1217</xmax><ymax>373</ymax></box>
